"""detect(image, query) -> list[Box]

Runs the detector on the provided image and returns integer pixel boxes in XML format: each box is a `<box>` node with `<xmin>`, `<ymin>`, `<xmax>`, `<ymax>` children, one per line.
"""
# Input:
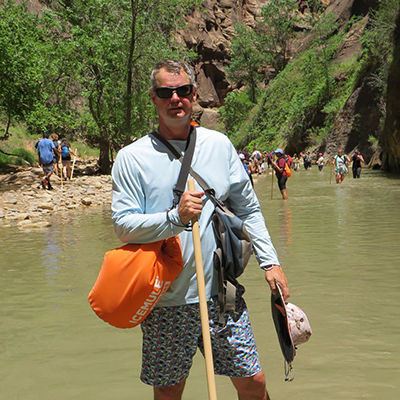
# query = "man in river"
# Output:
<box><xmin>351</xmin><ymin>149</ymin><xmax>365</xmax><ymax>179</ymax></box>
<box><xmin>111</xmin><ymin>60</ymin><xmax>290</xmax><ymax>400</ymax></box>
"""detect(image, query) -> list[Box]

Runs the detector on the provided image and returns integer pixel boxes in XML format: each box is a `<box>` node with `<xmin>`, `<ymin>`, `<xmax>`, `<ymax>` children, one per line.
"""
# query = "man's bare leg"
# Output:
<box><xmin>154</xmin><ymin>379</ymin><xmax>186</xmax><ymax>400</ymax></box>
<box><xmin>231</xmin><ymin>371</ymin><xmax>270</xmax><ymax>400</ymax></box>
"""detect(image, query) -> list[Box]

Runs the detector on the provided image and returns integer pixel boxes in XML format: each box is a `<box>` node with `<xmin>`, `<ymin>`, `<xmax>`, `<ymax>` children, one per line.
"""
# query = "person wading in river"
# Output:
<box><xmin>351</xmin><ymin>149</ymin><xmax>365</xmax><ymax>179</ymax></box>
<box><xmin>333</xmin><ymin>149</ymin><xmax>350</xmax><ymax>184</ymax></box>
<box><xmin>269</xmin><ymin>148</ymin><xmax>289</xmax><ymax>200</ymax></box>
<box><xmin>111</xmin><ymin>60</ymin><xmax>290</xmax><ymax>400</ymax></box>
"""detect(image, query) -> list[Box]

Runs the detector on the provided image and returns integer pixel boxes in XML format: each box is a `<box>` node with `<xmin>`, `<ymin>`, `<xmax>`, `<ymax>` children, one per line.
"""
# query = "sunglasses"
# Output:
<box><xmin>154</xmin><ymin>84</ymin><xmax>194</xmax><ymax>99</ymax></box>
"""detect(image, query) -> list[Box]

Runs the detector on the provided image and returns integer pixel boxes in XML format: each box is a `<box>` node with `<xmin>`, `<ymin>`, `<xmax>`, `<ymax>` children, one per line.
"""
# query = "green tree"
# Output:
<box><xmin>219</xmin><ymin>91</ymin><xmax>254</xmax><ymax>135</ymax></box>
<box><xmin>257</xmin><ymin>0</ymin><xmax>300</xmax><ymax>73</ymax></box>
<box><xmin>226</xmin><ymin>24</ymin><xmax>266</xmax><ymax>103</ymax></box>
<box><xmin>53</xmin><ymin>0</ymin><xmax>198</xmax><ymax>173</ymax></box>
<box><xmin>0</xmin><ymin>1</ymin><xmax>44</xmax><ymax>139</ymax></box>
<box><xmin>0</xmin><ymin>1</ymin><xmax>82</xmax><ymax>142</ymax></box>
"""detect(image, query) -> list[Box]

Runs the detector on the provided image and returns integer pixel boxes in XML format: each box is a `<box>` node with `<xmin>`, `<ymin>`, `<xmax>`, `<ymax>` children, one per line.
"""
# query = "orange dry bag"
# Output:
<box><xmin>284</xmin><ymin>162</ymin><xmax>292</xmax><ymax>177</ymax></box>
<box><xmin>88</xmin><ymin>236</ymin><xmax>183</xmax><ymax>329</ymax></box>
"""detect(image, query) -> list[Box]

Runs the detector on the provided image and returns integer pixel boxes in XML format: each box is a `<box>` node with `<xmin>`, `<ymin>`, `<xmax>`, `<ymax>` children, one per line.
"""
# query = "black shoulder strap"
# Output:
<box><xmin>151</xmin><ymin>128</ymin><xmax>223</xmax><ymax>209</ymax></box>
<box><xmin>152</xmin><ymin>127</ymin><xmax>197</xmax><ymax>207</ymax></box>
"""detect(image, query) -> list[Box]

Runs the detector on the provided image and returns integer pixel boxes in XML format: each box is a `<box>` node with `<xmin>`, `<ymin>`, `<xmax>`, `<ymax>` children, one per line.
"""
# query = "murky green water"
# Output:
<box><xmin>1</xmin><ymin>168</ymin><xmax>399</xmax><ymax>399</ymax></box>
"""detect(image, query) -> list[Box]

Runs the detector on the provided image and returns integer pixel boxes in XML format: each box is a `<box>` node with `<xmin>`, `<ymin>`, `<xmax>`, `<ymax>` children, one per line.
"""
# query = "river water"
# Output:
<box><xmin>1</xmin><ymin>168</ymin><xmax>399</xmax><ymax>399</ymax></box>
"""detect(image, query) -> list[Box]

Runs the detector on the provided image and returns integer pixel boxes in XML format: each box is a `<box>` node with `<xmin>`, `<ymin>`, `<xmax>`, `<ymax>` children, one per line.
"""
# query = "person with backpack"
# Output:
<box><xmin>36</xmin><ymin>132</ymin><xmax>59</xmax><ymax>190</ymax></box>
<box><xmin>269</xmin><ymin>148</ymin><xmax>290</xmax><ymax>200</ymax></box>
<box><xmin>60</xmin><ymin>138</ymin><xmax>76</xmax><ymax>180</ymax></box>
<box><xmin>111</xmin><ymin>60</ymin><xmax>290</xmax><ymax>400</ymax></box>
<box><xmin>303</xmin><ymin>152</ymin><xmax>312</xmax><ymax>170</ymax></box>
<box><xmin>333</xmin><ymin>149</ymin><xmax>350</xmax><ymax>184</ymax></box>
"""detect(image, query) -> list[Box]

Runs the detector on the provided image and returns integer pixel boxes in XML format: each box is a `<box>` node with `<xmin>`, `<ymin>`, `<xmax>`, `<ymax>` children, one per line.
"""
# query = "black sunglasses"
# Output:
<box><xmin>154</xmin><ymin>84</ymin><xmax>194</xmax><ymax>99</ymax></box>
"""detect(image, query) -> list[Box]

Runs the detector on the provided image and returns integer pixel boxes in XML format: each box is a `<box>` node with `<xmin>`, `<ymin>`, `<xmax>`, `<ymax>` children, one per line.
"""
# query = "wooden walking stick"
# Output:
<box><xmin>188</xmin><ymin>178</ymin><xmax>218</xmax><ymax>400</ymax></box>
<box><xmin>270</xmin><ymin>169</ymin><xmax>274</xmax><ymax>200</ymax></box>
<box><xmin>71</xmin><ymin>149</ymin><xmax>78</xmax><ymax>180</ymax></box>
<box><xmin>59</xmin><ymin>149</ymin><xmax>63</xmax><ymax>189</ymax></box>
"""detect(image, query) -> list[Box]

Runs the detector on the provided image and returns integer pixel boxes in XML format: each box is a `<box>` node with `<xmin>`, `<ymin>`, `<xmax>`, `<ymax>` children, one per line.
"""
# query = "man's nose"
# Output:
<box><xmin>170</xmin><ymin>90</ymin><xmax>180</xmax><ymax>101</ymax></box>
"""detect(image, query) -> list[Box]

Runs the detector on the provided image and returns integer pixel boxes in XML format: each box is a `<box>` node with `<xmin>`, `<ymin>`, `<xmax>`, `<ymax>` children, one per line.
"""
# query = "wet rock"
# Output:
<box><xmin>37</xmin><ymin>203</ymin><xmax>54</xmax><ymax>211</ymax></box>
<box><xmin>81</xmin><ymin>198</ymin><xmax>92</xmax><ymax>206</ymax></box>
<box><xmin>0</xmin><ymin>168</ymin><xmax>113</xmax><ymax>227</ymax></box>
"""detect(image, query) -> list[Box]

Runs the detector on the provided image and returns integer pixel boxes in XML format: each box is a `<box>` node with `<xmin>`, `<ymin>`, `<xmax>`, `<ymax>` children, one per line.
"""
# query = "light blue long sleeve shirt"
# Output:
<box><xmin>111</xmin><ymin>127</ymin><xmax>280</xmax><ymax>306</ymax></box>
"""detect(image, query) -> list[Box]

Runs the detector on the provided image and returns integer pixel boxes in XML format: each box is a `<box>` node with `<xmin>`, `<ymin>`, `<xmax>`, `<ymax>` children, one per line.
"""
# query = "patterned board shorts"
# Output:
<box><xmin>140</xmin><ymin>296</ymin><xmax>262</xmax><ymax>387</ymax></box>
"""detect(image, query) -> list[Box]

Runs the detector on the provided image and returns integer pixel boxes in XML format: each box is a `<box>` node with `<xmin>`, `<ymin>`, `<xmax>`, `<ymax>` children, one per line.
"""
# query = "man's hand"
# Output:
<box><xmin>265</xmin><ymin>265</ymin><xmax>290</xmax><ymax>300</ymax></box>
<box><xmin>178</xmin><ymin>190</ymin><xmax>204</xmax><ymax>225</ymax></box>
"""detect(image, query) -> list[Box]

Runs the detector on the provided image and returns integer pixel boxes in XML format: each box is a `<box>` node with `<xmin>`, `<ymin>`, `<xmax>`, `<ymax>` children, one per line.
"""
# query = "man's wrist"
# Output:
<box><xmin>262</xmin><ymin>264</ymin><xmax>280</xmax><ymax>271</ymax></box>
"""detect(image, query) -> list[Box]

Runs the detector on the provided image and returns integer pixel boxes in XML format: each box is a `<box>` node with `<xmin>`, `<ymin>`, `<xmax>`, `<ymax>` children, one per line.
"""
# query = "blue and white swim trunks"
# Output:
<box><xmin>140</xmin><ymin>296</ymin><xmax>262</xmax><ymax>387</ymax></box>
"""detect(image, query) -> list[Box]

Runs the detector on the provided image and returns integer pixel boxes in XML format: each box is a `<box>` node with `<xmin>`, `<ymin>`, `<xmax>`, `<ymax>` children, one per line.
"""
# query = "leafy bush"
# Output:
<box><xmin>219</xmin><ymin>91</ymin><xmax>254</xmax><ymax>137</ymax></box>
<box><xmin>0</xmin><ymin>147</ymin><xmax>35</xmax><ymax>167</ymax></box>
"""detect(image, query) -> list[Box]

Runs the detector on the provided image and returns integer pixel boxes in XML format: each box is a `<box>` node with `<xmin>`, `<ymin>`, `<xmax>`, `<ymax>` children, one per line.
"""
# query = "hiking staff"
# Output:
<box><xmin>330</xmin><ymin>160</ymin><xmax>333</xmax><ymax>184</ymax></box>
<box><xmin>58</xmin><ymin>148</ymin><xmax>63</xmax><ymax>189</ymax></box>
<box><xmin>188</xmin><ymin>178</ymin><xmax>218</xmax><ymax>400</ymax></box>
<box><xmin>270</xmin><ymin>167</ymin><xmax>274</xmax><ymax>200</ymax></box>
<box><xmin>71</xmin><ymin>148</ymin><xmax>78</xmax><ymax>180</ymax></box>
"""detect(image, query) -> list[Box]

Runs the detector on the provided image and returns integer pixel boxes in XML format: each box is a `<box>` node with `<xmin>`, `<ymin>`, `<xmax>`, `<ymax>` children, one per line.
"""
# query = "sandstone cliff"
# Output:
<box><xmin>382</xmin><ymin>11</ymin><xmax>400</xmax><ymax>173</ymax></box>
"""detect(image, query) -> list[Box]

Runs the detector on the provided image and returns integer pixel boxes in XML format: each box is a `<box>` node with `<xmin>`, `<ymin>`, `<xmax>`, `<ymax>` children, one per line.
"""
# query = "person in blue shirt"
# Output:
<box><xmin>111</xmin><ymin>60</ymin><xmax>290</xmax><ymax>400</ymax></box>
<box><xmin>36</xmin><ymin>132</ymin><xmax>59</xmax><ymax>190</ymax></box>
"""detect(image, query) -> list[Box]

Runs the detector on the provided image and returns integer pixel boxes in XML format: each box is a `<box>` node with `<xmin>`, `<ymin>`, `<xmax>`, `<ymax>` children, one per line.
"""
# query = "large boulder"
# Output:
<box><xmin>325</xmin><ymin>78</ymin><xmax>382</xmax><ymax>160</ymax></box>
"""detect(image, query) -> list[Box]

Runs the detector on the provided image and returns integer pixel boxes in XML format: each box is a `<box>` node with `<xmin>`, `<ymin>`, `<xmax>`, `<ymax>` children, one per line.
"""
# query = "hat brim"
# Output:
<box><xmin>271</xmin><ymin>285</ymin><xmax>295</xmax><ymax>363</ymax></box>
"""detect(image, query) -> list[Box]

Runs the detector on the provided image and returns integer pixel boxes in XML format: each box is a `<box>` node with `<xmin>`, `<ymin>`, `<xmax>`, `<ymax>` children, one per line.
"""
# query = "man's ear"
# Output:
<box><xmin>192</xmin><ymin>87</ymin><xmax>198</xmax><ymax>103</ymax></box>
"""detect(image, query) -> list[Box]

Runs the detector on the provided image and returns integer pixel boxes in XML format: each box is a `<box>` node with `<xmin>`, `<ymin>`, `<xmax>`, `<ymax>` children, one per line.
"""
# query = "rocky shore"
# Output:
<box><xmin>0</xmin><ymin>162</ymin><xmax>112</xmax><ymax>230</ymax></box>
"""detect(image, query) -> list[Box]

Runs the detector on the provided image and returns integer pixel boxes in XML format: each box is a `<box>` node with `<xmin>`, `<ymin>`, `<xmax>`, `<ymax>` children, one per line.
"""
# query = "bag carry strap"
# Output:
<box><xmin>151</xmin><ymin>128</ymin><xmax>223</xmax><ymax>209</ymax></box>
<box><xmin>152</xmin><ymin>127</ymin><xmax>197</xmax><ymax>207</ymax></box>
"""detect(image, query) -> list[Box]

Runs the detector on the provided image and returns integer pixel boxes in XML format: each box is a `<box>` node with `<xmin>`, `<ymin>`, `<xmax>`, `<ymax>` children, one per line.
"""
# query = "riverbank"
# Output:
<box><xmin>0</xmin><ymin>161</ymin><xmax>112</xmax><ymax>230</ymax></box>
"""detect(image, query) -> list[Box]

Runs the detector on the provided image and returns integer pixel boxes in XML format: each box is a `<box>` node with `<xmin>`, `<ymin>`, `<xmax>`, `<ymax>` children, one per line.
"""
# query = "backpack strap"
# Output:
<box><xmin>152</xmin><ymin>127</ymin><xmax>196</xmax><ymax>207</ymax></box>
<box><xmin>151</xmin><ymin>128</ymin><xmax>223</xmax><ymax>209</ymax></box>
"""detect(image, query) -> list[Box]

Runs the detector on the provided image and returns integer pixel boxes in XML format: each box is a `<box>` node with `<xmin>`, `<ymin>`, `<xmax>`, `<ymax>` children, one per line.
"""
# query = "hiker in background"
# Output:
<box><xmin>351</xmin><ymin>150</ymin><xmax>365</xmax><ymax>179</ymax></box>
<box><xmin>265</xmin><ymin>151</ymin><xmax>273</xmax><ymax>169</ymax></box>
<box><xmin>36</xmin><ymin>132</ymin><xmax>59</xmax><ymax>190</ymax></box>
<box><xmin>240</xmin><ymin>153</ymin><xmax>254</xmax><ymax>187</ymax></box>
<box><xmin>111</xmin><ymin>59</ymin><xmax>290</xmax><ymax>400</ymax></box>
<box><xmin>49</xmin><ymin>133</ymin><xmax>60</xmax><ymax>176</ymax></box>
<box><xmin>252</xmin><ymin>148</ymin><xmax>263</xmax><ymax>175</ymax></box>
<box><xmin>317</xmin><ymin>152</ymin><xmax>324</xmax><ymax>172</ymax></box>
<box><xmin>333</xmin><ymin>149</ymin><xmax>350</xmax><ymax>184</ymax></box>
<box><xmin>293</xmin><ymin>153</ymin><xmax>300</xmax><ymax>171</ymax></box>
<box><xmin>303</xmin><ymin>152</ymin><xmax>312</xmax><ymax>170</ymax></box>
<box><xmin>269</xmin><ymin>148</ymin><xmax>289</xmax><ymax>200</ymax></box>
<box><xmin>286</xmin><ymin>153</ymin><xmax>293</xmax><ymax>168</ymax></box>
<box><xmin>60</xmin><ymin>138</ymin><xmax>75</xmax><ymax>180</ymax></box>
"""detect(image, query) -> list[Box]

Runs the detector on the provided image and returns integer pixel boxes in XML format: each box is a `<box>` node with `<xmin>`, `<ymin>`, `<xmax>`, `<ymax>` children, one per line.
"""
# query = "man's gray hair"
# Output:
<box><xmin>151</xmin><ymin>60</ymin><xmax>196</xmax><ymax>90</ymax></box>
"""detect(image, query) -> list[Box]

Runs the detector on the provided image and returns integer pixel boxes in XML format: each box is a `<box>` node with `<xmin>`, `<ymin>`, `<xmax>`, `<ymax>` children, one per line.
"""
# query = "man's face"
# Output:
<box><xmin>150</xmin><ymin>67</ymin><xmax>197</xmax><ymax>127</ymax></box>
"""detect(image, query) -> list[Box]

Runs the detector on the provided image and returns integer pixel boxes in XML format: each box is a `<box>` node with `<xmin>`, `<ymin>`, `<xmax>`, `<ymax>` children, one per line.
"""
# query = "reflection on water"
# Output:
<box><xmin>1</xmin><ymin>170</ymin><xmax>399</xmax><ymax>399</ymax></box>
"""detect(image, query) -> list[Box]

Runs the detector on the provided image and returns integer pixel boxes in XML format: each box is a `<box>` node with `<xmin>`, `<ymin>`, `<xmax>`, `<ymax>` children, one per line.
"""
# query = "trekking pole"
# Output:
<box><xmin>59</xmin><ymin>150</ymin><xmax>63</xmax><ymax>189</ymax></box>
<box><xmin>330</xmin><ymin>161</ymin><xmax>333</xmax><ymax>184</ymax></box>
<box><xmin>71</xmin><ymin>149</ymin><xmax>78</xmax><ymax>180</ymax></box>
<box><xmin>270</xmin><ymin>169</ymin><xmax>274</xmax><ymax>200</ymax></box>
<box><xmin>188</xmin><ymin>178</ymin><xmax>217</xmax><ymax>400</ymax></box>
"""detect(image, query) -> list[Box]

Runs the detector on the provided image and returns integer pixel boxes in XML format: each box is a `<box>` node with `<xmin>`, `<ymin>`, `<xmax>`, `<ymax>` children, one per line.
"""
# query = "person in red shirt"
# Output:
<box><xmin>269</xmin><ymin>148</ymin><xmax>289</xmax><ymax>200</ymax></box>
